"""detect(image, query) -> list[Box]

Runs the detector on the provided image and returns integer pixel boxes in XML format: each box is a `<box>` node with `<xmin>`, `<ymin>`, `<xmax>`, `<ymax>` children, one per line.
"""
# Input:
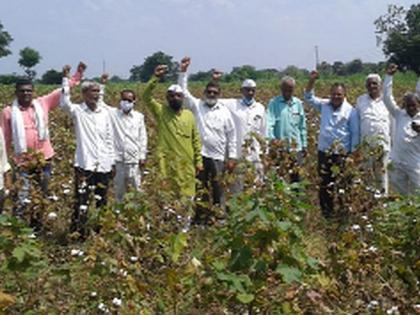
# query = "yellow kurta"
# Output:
<box><xmin>142</xmin><ymin>77</ymin><xmax>202</xmax><ymax>197</ymax></box>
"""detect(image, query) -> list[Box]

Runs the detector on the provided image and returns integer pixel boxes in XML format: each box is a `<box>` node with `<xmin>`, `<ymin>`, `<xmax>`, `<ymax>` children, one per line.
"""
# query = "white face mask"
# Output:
<box><xmin>120</xmin><ymin>100</ymin><xmax>134</xmax><ymax>113</ymax></box>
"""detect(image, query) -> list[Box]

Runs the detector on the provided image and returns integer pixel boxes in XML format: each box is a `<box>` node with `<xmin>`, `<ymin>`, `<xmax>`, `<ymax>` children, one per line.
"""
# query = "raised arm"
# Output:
<box><xmin>382</xmin><ymin>64</ymin><xmax>401</xmax><ymax>117</ymax></box>
<box><xmin>142</xmin><ymin>65</ymin><xmax>166</xmax><ymax>119</ymax></box>
<box><xmin>178</xmin><ymin>57</ymin><xmax>201</xmax><ymax>113</ymax></box>
<box><xmin>40</xmin><ymin>62</ymin><xmax>86</xmax><ymax>111</ymax></box>
<box><xmin>60</xmin><ymin>74</ymin><xmax>80</xmax><ymax>117</ymax></box>
<box><xmin>303</xmin><ymin>71</ymin><xmax>324</xmax><ymax>111</ymax></box>
<box><xmin>98</xmin><ymin>73</ymin><xmax>109</xmax><ymax>104</ymax></box>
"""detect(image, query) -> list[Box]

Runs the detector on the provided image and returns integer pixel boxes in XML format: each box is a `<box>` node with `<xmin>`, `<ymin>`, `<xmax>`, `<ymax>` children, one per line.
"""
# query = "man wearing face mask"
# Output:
<box><xmin>178</xmin><ymin>57</ymin><xmax>237</xmax><ymax>221</ymax></box>
<box><xmin>208</xmin><ymin>69</ymin><xmax>266</xmax><ymax>191</ymax></box>
<box><xmin>98</xmin><ymin>74</ymin><xmax>147</xmax><ymax>203</ymax></box>
<box><xmin>304</xmin><ymin>71</ymin><xmax>359</xmax><ymax>218</ymax></box>
<box><xmin>142</xmin><ymin>65</ymin><xmax>202</xmax><ymax>200</ymax></box>
<box><xmin>267</xmin><ymin>75</ymin><xmax>307</xmax><ymax>183</ymax></box>
<box><xmin>61</xmin><ymin>68</ymin><xmax>115</xmax><ymax>238</ymax></box>
<box><xmin>355</xmin><ymin>74</ymin><xmax>391</xmax><ymax>196</ymax></box>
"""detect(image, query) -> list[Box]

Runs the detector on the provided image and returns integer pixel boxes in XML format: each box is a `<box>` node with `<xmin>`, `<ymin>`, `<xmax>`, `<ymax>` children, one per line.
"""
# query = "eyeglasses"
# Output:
<box><xmin>206</xmin><ymin>90</ymin><xmax>219</xmax><ymax>95</ymax></box>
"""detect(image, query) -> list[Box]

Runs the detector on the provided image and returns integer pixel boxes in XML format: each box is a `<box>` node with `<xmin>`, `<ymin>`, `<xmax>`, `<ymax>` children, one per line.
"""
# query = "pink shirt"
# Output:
<box><xmin>1</xmin><ymin>73</ymin><xmax>81</xmax><ymax>165</ymax></box>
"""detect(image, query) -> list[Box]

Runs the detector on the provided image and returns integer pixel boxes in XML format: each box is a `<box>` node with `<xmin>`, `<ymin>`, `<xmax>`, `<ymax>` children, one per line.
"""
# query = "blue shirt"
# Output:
<box><xmin>304</xmin><ymin>91</ymin><xmax>359</xmax><ymax>153</ymax></box>
<box><xmin>266</xmin><ymin>96</ymin><xmax>307</xmax><ymax>151</ymax></box>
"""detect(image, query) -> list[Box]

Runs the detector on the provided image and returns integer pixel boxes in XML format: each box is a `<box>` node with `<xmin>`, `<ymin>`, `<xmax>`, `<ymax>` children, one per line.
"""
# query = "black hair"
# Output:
<box><xmin>330</xmin><ymin>82</ymin><xmax>347</xmax><ymax>95</ymax></box>
<box><xmin>205</xmin><ymin>81</ymin><xmax>221</xmax><ymax>92</ymax></box>
<box><xmin>15</xmin><ymin>77</ymin><xmax>33</xmax><ymax>89</ymax></box>
<box><xmin>120</xmin><ymin>89</ymin><xmax>136</xmax><ymax>100</ymax></box>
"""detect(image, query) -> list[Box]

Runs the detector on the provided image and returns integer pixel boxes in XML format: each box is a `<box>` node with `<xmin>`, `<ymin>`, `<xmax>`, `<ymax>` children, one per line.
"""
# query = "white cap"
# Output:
<box><xmin>167</xmin><ymin>84</ymin><xmax>183</xmax><ymax>94</ymax></box>
<box><xmin>366</xmin><ymin>74</ymin><xmax>382</xmax><ymax>84</ymax></box>
<box><xmin>241</xmin><ymin>79</ymin><xmax>257</xmax><ymax>88</ymax></box>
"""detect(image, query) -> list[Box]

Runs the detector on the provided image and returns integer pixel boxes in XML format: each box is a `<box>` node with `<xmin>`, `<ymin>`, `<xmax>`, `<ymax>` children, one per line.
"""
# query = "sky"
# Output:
<box><xmin>0</xmin><ymin>0</ymin><xmax>417</xmax><ymax>79</ymax></box>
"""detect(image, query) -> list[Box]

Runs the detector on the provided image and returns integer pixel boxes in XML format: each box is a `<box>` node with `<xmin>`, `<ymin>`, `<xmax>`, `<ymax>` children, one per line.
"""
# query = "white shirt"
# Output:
<box><xmin>107</xmin><ymin>107</ymin><xmax>147</xmax><ymax>164</ymax></box>
<box><xmin>61</xmin><ymin>78</ymin><xmax>115</xmax><ymax>173</ymax></box>
<box><xmin>383</xmin><ymin>75</ymin><xmax>420</xmax><ymax>167</ymax></box>
<box><xmin>178</xmin><ymin>73</ymin><xmax>237</xmax><ymax>161</ymax></box>
<box><xmin>219</xmin><ymin>98</ymin><xmax>266</xmax><ymax>163</ymax></box>
<box><xmin>0</xmin><ymin>128</ymin><xmax>11</xmax><ymax>190</ymax></box>
<box><xmin>356</xmin><ymin>93</ymin><xmax>391</xmax><ymax>151</ymax></box>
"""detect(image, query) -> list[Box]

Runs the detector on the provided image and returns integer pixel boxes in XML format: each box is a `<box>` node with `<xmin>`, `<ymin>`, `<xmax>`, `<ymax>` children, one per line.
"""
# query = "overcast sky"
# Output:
<box><xmin>0</xmin><ymin>0</ymin><xmax>417</xmax><ymax>78</ymax></box>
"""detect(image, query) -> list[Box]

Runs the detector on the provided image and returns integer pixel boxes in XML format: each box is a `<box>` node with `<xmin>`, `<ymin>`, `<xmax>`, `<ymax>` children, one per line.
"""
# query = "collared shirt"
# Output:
<box><xmin>178</xmin><ymin>72</ymin><xmax>237</xmax><ymax>161</ymax></box>
<box><xmin>219</xmin><ymin>97</ymin><xmax>266</xmax><ymax>162</ymax></box>
<box><xmin>61</xmin><ymin>78</ymin><xmax>115</xmax><ymax>173</ymax></box>
<box><xmin>0</xmin><ymin>128</ymin><xmax>11</xmax><ymax>190</ymax></box>
<box><xmin>356</xmin><ymin>93</ymin><xmax>391</xmax><ymax>151</ymax></box>
<box><xmin>304</xmin><ymin>90</ymin><xmax>359</xmax><ymax>153</ymax></box>
<box><xmin>142</xmin><ymin>77</ymin><xmax>202</xmax><ymax>197</ymax></box>
<box><xmin>266</xmin><ymin>95</ymin><xmax>307</xmax><ymax>151</ymax></box>
<box><xmin>106</xmin><ymin>107</ymin><xmax>147</xmax><ymax>164</ymax></box>
<box><xmin>1</xmin><ymin>72</ymin><xmax>82</xmax><ymax>165</ymax></box>
<box><xmin>383</xmin><ymin>75</ymin><xmax>420</xmax><ymax>167</ymax></box>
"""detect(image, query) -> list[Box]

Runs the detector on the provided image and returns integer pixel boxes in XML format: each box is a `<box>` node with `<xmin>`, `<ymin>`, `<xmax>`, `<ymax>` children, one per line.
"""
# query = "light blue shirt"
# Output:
<box><xmin>266</xmin><ymin>96</ymin><xmax>307</xmax><ymax>151</ymax></box>
<box><xmin>304</xmin><ymin>91</ymin><xmax>359</xmax><ymax>153</ymax></box>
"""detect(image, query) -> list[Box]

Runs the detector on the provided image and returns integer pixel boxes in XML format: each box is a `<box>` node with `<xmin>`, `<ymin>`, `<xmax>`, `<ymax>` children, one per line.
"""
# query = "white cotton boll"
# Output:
<box><xmin>368</xmin><ymin>246</ymin><xmax>378</xmax><ymax>253</ymax></box>
<box><xmin>119</xmin><ymin>269</ymin><xmax>127</xmax><ymax>277</ymax></box>
<box><xmin>191</xmin><ymin>257</ymin><xmax>202</xmax><ymax>268</ymax></box>
<box><xmin>130</xmin><ymin>256</ymin><xmax>138</xmax><ymax>263</ymax></box>
<box><xmin>90</xmin><ymin>291</ymin><xmax>97</xmax><ymax>298</ymax></box>
<box><xmin>48</xmin><ymin>195</ymin><xmax>59</xmax><ymax>201</ymax></box>
<box><xmin>71</xmin><ymin>249</ymin><xmax>81</xmax><ymax>256</ymax></box>
<box><xmin>374</xmin><ymin>191</ymin><xmax>382</xmax><ymax>199</ymax></box>
<box><xmin>338</xmin><ymin>188</ymin><xmax>345</xmax><ymax>195</ymax></box>
<box><xmin>63</xmin><ymin>189</ymin><xmax>71</xmax><ymax>195</ymax></box>
<box><xmin>89</xmin><ymin>185</ymin><xmax>96</xmax><ymax>190</ymax></box>
<box><xmin>94</xmin><ymin>194</ymin><xmax>102</xmax><ymax>200</ymax></box>
<box><xmin>351</xmin><ymin>224</ymin><xmax>361</xmax><ymax>231</ymax></box>
<box><xmin>47</xmin><ymin>212</ymin><xmax>57</xmax><ymax>220</ymax></box>
<box><xmin>386</xmin><ymin>306</ymin><xmax>398</xmax><ymax>314</ymax></box>
<box><xmin>361</xmin><ymin>215</ymin><xmax>369</xmax><ymax>221</ymax></box>
<box><xmin>112</xmin><ymin>297</ymin><xmax>122</xmax><ymax>307</ymax></box>
<box><xmin>367</xmin><ymin>300</ymin><xmax>379</xmax><ymax>310</ymax></box>
<box><xmin>23</xmin><ymin>198</ymin><xmax>31</xmax><ymax>204</ymax></box>
<box><xmin>27</xmin><ymin>233</ymin><xmax>36</xmax><ymax>239</ymax></box>
<box><xmin>79</xmin><ymin>205</ymin><xmax>88</xmax><ymax>211</ymax></box>
<box><xmin>366</xmin><ymin>224</ymin><xmax>374</xmax><ymax>232</ymax></box>
<box><xmin>98</xmin><ymin>302</ymin><xmax>109</xmax><ymax>313</ymax></box>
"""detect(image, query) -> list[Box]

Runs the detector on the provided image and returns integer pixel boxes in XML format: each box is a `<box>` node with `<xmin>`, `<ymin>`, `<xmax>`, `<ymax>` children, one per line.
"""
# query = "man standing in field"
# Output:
<box><xmin>355</xmin><ymin>74</ymin><xmax>391</xmax><ymax>196</ymax></box>
<box><xmin>61</xmin><ymin>67</ymin><xmax>115</xmax><ymax>238</ymax></box>
<box><xmin>383</xmin><ymin>64</ymin><xmax>420</xmax><ymax>195</ymax></box>
<box><xmin>142</xmin><ymin>64</ymin><xmax>203</xmax><ymax>201</ymax></box>
<box><xmin>178</xmin><ymin>57</ymin><xmax>237</xmax><ymax>221</ymax></box>
<box><xmin>209</xmin><ymin>68</ymin><xmax>266</xmax><ymax>191</ymax></box>
<box><xmin>1</xmin><ymin>63</ymin><xmax>84</xmax><ymax>221</ymax></box>
<box><xmin>304</xmin><ymin>71</ymin><xmax>359</xmax><ymax>218</ymax></box>
<box><xmin>267</xmin><ymin>76</ymin><xmax>307</xmax><ymax>183</ymax></box>
<box><xmin>99</xmin><ymin>74</ymin><xmax>147</xmax><ymax>203</ymax></box>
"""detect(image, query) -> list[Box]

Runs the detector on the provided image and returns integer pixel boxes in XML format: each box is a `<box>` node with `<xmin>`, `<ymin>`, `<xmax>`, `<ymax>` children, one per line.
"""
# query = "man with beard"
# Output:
<box><xmin>142</xmin><ymin>65</ymin><xmax>202</xmax><ymax>200</ymax></box>
<box><xmin>356</xmin><ymin>74</ymin><xmax>391</xmax><ymax>196</ymax></box>
<box><xmin>178</xmin><ymin>57</ymin><xmax>237</xmax><ymax>222</ymax></box>
<box><xmin>304</xmin><ymin>71</ymin><xmax>359</xmax><ymax>218</ymax></box>
<box><xmin>61</xmin><ymin>67</ymin><xmax>115</xmax><ymax>238</ymax></box>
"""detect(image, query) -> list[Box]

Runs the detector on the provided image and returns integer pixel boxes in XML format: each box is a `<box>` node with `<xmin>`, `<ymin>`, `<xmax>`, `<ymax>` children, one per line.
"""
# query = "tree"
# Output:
<box><xmin>41</xmin><ymin>69</ymin><xmax>62</xmax><ymax>84</ymax></box>
<box><xmin>225</xmin><ymin>65</ymin><xmax>258</xmax><ymax>82</ymax></box>
<box><xmin>375</xmin><ymin>4</ymin><xmax>420</xmax><ymax>74</ymax></box>
<box><xmin>129</xmin><ymin>51</ymin><xmax>178</xmax><ymax>82</ymax></box>
<box><xmin>345</xmin><ymin>59</ymin><xmax>364</xmax><ymax>75</ymax></box>
<box><xmin>332</xmin><ymin>61</ymin><xmax>345</xmax><ymax>76</ymax></box>
<box><xmin>18</xmin><ymin>47</ymin><xmax>42</xmax><ymax>79</ymax></box>
<box><xmin>0</xmin><ymin>22</ymin><xmax>13</xmax><ymax>58</ymax></box>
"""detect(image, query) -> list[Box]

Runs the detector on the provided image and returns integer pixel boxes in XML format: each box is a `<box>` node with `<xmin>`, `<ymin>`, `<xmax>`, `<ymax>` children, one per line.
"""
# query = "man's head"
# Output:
<box><xmin>204</xmin><ymin>81</ymin><xmax>221</xmax><ymax>107</ymax></box>
<box><xmin>241</xmin><ymin>79</ymin><xmax>257</xmax><ymax>103</ymax></box>
<box><xmin>330</xmin><ymin>83</ymin><xmax>346</xmax><ymax>109</ymax></box>
<box><xmin>81</xmin><ymin>81</ymin><xmax>100</xmax><ymax>107</ymax></box>
<box><xmin>365</xmin><ymin>74</ymin><xmax>382</xmax><ymax>99</ymax></box>
<box><xmin>120</xmin><ymin>89</ymin><xmax>136</xmax><ymax>113</ymax></box>
<box><xmin>166</xmin><ymin>84</ymin><xmax>184</xmax><ymax>112</ymax></box>
<box><xmin>15</xmin><ymin>78</ymin><xmax>34</xmax><ymax>107</ymax></box>
<box><xmin>280</xmin><ymin>76</ymin><xmax>296</xmax><ymax>101</ymax></box>
<box><xmin>403</xmin><ymin>92</ymin><xmax>420</xmax><ymax>117</ymax></box>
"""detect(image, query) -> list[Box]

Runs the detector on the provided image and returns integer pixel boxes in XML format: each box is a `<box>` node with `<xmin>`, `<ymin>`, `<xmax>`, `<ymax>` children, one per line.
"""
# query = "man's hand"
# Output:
<box><xmin>154</xmin><ymin>65</ymin><xmax>168</xmax><ymax>79</ymax></box>
<box><xmin>62</xmin><ymin>65</ymin><xmax>71</xmax><ymax>78</ymax></box>
<box><xmin>100</xmin><ymin>73</ymin><xmax>109</xmax><ymax>84</ymax></box>
<box><xmin>180</xmin><ymin>57</ymin><xmax>191</xmax><ymax>73</ymax></box>
<box><xmin>77</xmin><ymin>62</ymin><xmax>87</xmax><ymax>74</ymax></box>
<box><xmin>309</xmin><ymin>70</ymin><xmax>319</xmax><ymax>81</ymax></box>
<box><xmin>386</xmin><ymin>63</ymin><xmax>398</xmax><ymax>76</ymax></box>
<box><xmin>212</xmin><ymin>70</ymin><xmax>223</xmax><ymax>81</ymax></box>
<box><xmin>226</xmin><ymin>159</ymin><xmax>236</xmax><ymax>173</ymax></box>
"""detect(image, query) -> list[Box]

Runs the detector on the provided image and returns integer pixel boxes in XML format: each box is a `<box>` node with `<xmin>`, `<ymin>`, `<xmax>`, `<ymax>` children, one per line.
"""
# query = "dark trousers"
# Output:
<box><xmin>318</xmin><ymin>151</ymin><xmax>346</xmax><ymax>218</ymax></box>
<box><xmin>71</xmin><ymin>167</ymin><xmax>111</xmax><ymax>236</ymax></box>
<box><xmin>195</xmin><ymin>156</ymin><xmax>225</xmax><ymax>223</ymax></box>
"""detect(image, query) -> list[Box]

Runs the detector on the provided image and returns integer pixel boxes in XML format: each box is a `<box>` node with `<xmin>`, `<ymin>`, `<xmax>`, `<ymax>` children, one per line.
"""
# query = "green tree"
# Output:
<box><xmin>0</xmin><ymin>21</ymin><xmax>13</xmax><ymax>58</ymax></box>
<box><xmin>375</xmin><ymin>4</ymin><xmax>420</xmax><ymax>74</ymax></box>
<box><xmin>345</xmin><ymin>58</ymin><xmax>364</xmax><ymax>75</ymax></box>
<box><xmin>40</xmin><ymin>69</ymin><xmax>62</xmax><ymax>84</ymax></box>
<box><xmin>225</xmin><ymin>65</ymin><xmax>258</xmax><ymax>82</ymax></box>
<box><xmin>18</xmin><ymin>47</ymin><xmax>42</xmax><ymax>79</ymax></box>
<box><xmin>129</xmin><ymin>51</ymin><xmax>178</xmax><ymax>82</ymax></box>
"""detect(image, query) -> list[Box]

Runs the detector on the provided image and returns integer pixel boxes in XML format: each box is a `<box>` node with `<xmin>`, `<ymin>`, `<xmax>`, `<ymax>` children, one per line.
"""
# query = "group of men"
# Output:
<box><xmin>0</xmin><ymin>59</ymin><xmax>419</xmax><ymax>235</ymax></box>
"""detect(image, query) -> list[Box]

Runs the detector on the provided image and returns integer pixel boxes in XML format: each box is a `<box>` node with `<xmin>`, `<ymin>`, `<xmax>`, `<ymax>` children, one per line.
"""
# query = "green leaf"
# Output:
<box><xmin>276</xmin><ymin>264</ymin><xmax>302</xmax><ymax>284</ymax></box>
<box><xmin>171</xmin><ymin>233</ymin><xmax>188</xmax><ymax>263</ymax></box>
<box><xmin>12</xmin><ymin>246</ymin><xmax>26</xmax><ymax>263</ymax></box>
<box><xmin>236</xmin><ymin>293</ymin><xmax>255</xmax><ymax>304</ymax></box>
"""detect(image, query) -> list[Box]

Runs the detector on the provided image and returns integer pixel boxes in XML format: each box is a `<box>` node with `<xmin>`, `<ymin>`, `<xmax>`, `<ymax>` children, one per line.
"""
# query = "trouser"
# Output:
<box><xmin>13</xmin><ymin>163</ymin><xmax>52</xmax><ymax>229</ymax></box>
<box><xmin>389</xmin><ymin>162</ymin><xmax>420</xmax><ymax>195</ymax></box>
<box><xmin>318</xmin><ymin>151</ymin><xmax>347</xmax><ymax>218</ymax></box>
<box><xmin>195</xmin><ymin>156</ymin><xmax>225</xmax><ymax>223</ymax></box>
<box><xmin>363</xmin><ymin>150</ymin><xmax>390</xmax><ymax>196</ymax></box>
<box><xmin>0</xmin><ymin>189</ymin><xmax>5</xmax><ymax>214</ymax></box>
<box><xmin>114</xmin><ymin>162</ymin><xmax>141</xmax><ymax>203</ymax></box>
<box><xmin>71</xmin><ymin>167</ymin><xmax>111</xmax><ymax>237</ymax></box>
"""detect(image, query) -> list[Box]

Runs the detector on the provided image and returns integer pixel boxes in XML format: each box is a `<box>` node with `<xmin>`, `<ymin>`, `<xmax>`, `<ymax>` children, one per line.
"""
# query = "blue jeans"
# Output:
<box><xmin>14</xmin><ymin>163</ymin><xmax>52</xmax><ymax>218</ymax></box>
